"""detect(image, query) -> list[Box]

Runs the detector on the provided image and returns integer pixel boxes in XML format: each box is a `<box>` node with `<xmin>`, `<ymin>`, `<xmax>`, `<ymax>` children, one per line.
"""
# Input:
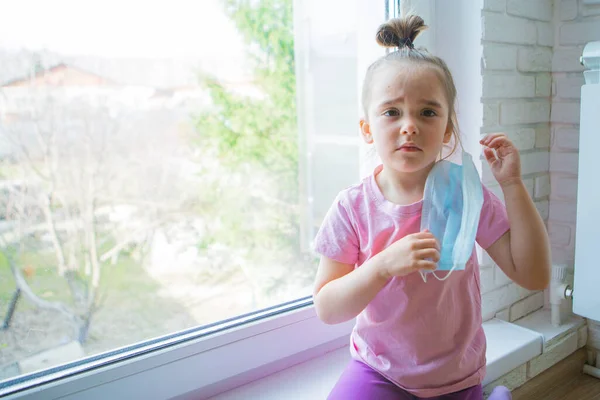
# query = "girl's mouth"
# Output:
<box><xmin>398</xmin><ymin>144</ymin><xmax>422</xmax><ymax>152</ymax></box>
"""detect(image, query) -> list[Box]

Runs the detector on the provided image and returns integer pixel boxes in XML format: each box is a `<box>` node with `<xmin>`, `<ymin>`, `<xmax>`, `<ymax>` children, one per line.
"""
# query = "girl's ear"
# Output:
<box><xmin>360</xmin><ymin>119</ymin><xmax>373</xmax><ymax>144</ymax></box>
<box><xmin>443</xmin><ymin>120</ymin><xmax>453</xmax><ymax>144</ymax></box>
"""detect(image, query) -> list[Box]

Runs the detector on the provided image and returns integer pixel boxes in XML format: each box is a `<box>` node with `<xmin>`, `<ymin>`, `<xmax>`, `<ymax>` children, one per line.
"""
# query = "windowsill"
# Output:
<box><xmin>209</xmin><ymin>318</ymin><xmax>544</xmax><ymax>399</ymax></box>
<box><xmin>482</xmin><ymin>318</ymin><xmax>544</xmax><ymax>385</ymax></box>
<box><xmin>514</xmin><ymin>307</ymin><xmax>585</xmax><ymax>349</ymax></box>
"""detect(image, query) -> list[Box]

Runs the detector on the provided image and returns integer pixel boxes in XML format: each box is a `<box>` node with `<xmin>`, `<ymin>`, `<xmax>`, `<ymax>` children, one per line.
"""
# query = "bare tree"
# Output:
<box><xmin>0</xmin><ymin>85</ymin><xmax>195</xmax><ymax>343</ymax></box>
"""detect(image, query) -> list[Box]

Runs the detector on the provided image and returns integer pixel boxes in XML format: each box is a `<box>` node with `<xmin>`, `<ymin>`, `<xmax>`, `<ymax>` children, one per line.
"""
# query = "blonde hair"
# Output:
<box><xmin>362</xmin><ymin>15</ymin><xmax>461</xmax><ymax>157</ymax></box>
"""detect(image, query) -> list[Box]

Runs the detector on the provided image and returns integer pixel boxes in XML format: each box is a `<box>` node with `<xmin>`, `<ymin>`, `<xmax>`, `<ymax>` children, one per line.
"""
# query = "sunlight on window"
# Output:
<box><xmin>0</xmin><ymin>0</ymin><xmax>367</xmax><ymax>384</ymax></box>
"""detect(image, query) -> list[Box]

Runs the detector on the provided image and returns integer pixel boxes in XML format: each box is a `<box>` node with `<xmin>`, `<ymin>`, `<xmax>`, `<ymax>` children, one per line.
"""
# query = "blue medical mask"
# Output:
<box><xmin>419</xmin><ymin>151</ymin><xmax>483</xmax><ymax>282</ymax></box>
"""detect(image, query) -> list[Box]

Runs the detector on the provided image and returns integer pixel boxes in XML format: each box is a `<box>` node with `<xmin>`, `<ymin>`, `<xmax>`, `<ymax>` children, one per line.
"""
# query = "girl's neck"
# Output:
<box><xmin>376</xmin><ymin>163</ymin><xmax>435</xmax><ymax>205</ymax></box>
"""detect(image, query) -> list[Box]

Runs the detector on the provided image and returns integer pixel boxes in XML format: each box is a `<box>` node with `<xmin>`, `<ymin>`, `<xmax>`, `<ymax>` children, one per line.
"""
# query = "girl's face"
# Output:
<box><xmin>361</xmin><ymin>63</ymin><xmax>453</xmax><ymax>175</ymax></box>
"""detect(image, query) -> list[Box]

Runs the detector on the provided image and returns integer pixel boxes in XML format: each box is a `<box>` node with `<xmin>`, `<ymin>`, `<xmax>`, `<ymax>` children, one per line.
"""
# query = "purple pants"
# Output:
<box><xmin>328</xmin><ymin>360</ymin><xmax>512</xmax><ymax>400</ymax></box>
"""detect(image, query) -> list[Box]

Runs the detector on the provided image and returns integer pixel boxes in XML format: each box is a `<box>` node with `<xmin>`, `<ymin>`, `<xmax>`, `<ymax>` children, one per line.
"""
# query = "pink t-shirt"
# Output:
<box><xmin>313</xmin><ymin>165</ymin><xmax>510</xmax><ymax>397</ymax></box>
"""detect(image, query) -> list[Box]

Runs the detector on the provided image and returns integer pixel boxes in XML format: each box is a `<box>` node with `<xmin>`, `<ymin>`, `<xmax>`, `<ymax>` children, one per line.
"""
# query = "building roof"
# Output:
<box><xmin>1</xmin><ymin>62</ymin><xmax>117</xmax><ymax>87</ymax></box>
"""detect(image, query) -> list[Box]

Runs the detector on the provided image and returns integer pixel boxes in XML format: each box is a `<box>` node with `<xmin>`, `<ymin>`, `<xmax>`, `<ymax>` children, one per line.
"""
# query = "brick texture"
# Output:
<box><xmin>483</xmin><ymin>364</ymin><xmax>527</xmax><ymax>395</ymax></box>
<box><xmin>527</xmin><ymin>332</ymin><xmax>578</xmax><ymax>378</ymax></box>
<box><xmin>479</xmin><ymin>0</ymin><xmax>595</xmax><ymax>382</ymax></box>
<box><xmin>548</xmin><ymin>0</ymin><xmax>594</xmax><ymax>268</ymax></box>
<box><xmin>479</xmin><ymin>0</ymin><xmax>556</xmax><ymax>328</ymax></box>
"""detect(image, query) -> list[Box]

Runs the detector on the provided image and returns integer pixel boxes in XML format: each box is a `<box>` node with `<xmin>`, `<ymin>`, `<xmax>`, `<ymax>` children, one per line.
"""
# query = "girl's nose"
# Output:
<box><xmin>400</xmin><ymin>120</ymin><xmax>418</xmax><ymax>135</ymax></box>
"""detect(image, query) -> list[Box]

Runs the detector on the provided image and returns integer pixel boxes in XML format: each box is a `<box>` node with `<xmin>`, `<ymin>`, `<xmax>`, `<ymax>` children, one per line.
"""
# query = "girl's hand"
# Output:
<box><xmin>480</xmin><ymin>133</ymin><xmax>522</xmax><ymax>187</ymax></box>
<box><xmin>377</xmin><ymin>230</ymin><xmax>440</xmax><ymax>279</ymax></box>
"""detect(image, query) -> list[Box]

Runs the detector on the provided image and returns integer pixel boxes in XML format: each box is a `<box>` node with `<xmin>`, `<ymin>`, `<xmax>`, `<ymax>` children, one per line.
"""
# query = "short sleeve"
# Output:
<box><xmin>312</xmin><ymin>194</ymin><xmax>360</xmax><ymax>265</ymax></box>
<box><xmin>476</xmin><ymin>185</ymin><xmax>510</xmax><ymax>249</ymax></box>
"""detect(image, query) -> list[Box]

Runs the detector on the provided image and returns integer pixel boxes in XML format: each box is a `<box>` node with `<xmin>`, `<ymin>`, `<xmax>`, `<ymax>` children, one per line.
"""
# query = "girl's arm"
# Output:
<box><xmin>480</xmin><ymin>133</ymin><xmax>551</xmax><ymax>291</ymax></box>
<box><xmin>485</xmin><ymin>179</ymin><xmax>551</xmax><ymax>290</ymax></box>
<box><xmin>313</xmin><ymin>255</ymin><xmax>389</xmax><ymax>325</ymax></box>
<box><xmin>313</xmin><ymin>231</ymin><xmax>439</xmax><ymax>324</ymax></box>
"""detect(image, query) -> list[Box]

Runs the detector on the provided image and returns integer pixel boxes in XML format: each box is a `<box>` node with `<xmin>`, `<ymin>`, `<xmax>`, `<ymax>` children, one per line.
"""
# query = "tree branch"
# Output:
<box><xmin>6</xmin><ymin>254</ymin><xmax>77</xmax><ymax>326</ymax></box>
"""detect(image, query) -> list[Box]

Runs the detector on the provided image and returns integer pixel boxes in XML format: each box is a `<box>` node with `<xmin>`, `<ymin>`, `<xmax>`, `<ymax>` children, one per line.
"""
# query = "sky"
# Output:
<box><xmin>0</xmin><ymin>0</ymin><xmax>246</xmax><ymax>59</ymax></box>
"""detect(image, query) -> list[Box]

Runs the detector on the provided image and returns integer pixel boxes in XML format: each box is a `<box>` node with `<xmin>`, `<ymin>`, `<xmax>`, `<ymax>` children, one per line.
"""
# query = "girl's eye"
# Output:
<box><xmin>383</xmin><ymin>109</ymin><xmax>399</xmax><ymax>117</ymax></box>
<box><xmin>422</xmin><ymin>109</ymin><xmax>437</xmax><ymax>117</ymax></box>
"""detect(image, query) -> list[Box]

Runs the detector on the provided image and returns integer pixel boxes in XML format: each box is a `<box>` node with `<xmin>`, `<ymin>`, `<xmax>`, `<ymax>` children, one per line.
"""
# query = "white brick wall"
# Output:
<box><xmin>482</xmin><ymin>283</ymin><xmax>534</xmax><ymax>321</ymax></box>
<box><xmin>477</xmin><ymin>2</ymin><xmax>600</xmax><ymax>391</ymax></box>
<box><xmin>484</xmin><ymin>0</ymin><xmax>506</xmax><ymax>13</ymax></box>
<box><xmin>510</xmin><ymin>292</ymin><xmax>545</xmax><ymax>322</ymax></box>
<box><xmin>507</xmin><ymin>0</ymin><xmax>553</xmax><ymax>20</ymax></box>
<box><xmin>483</xmin><ymin>102</ymin><xmax>500</xmax><ymax>126</ymax></box>
<box><xmin>518</xmin><ymin>47</ymin><xmax>553</xmax><ymax>72</ymax></box>
<box><xmin>560</xmin><ymin>0</ymin><xmax>578</xmax><ymax>20</ymax></box>
<box><xmin>550</xmin><ymin>102</ymin><xmax>580</xmax><ymax>124</ymax></box>
<box><xmin>548</xmin><ymin>0</ymin><xmax>600</xmax><ymax>273</ymax></box>
<box><xmin>483</xmin><ymin>75</ymin><xmax>536</xmax><ymax>98</ymax></box>
<box><xmin>528</xmin><ymin>331</ymin><xmax>578</xmax><ymax>378</ymax></box>
<box><xmin>588</xmin><ymin>320</ymin><xmax>600</xmax><ymax>350</ymax></box>
<box><xmin>495</xmin><ymin>308</ymin><xmax>510</xmax><ymax>321</ymax></box>
<box><xmin>480</xmin><ymin>266</ymin><xmax>497</xmax><ymax>294</ymax></box>
<box><xmin>500</xmin><ymin>101</ymin><xmax>551</xmax><ymax>124</ymax></box>
<box><xmin>484</xmin><ymin>364</ymin><xmax>527</xmax><ymax>396</ymax></box>
<box><xmin>547</xmin><ymin>222</ymin><xmax>571</xmax><ymax>246</ymax></box>
<box><xmin>550</xmin><ymin>175</ymin><xmax>578</xmax><ymax>199</ymax></box>
<box><xmin>536</xmin><ymin>74</ymin><xmax>553</xmax><ymax>97</ymax></box>
<box><xmin>483</xmin><ymin>45</ymin><xmax>517</xmax><ymax>70</ymax></box>
<box><xmin>552</xmin><ymin>127</ymin><xmax>580</xmax><ymax>150</ymax></box>
<box><xmin>480</xmin><ymin>0</ymin><xmax>552</xmax><ymax>323</ymax></box>
<box><xmin>555</xmin><ymin>76</ymin><xmax>586</xmax><ymax>98</ymax></box>
<box><xmin>581</xmin><ymin>3</ymin><xmax>600</xmax><ymax>16</ymax></box>
<box><xmin>535</xmin><ymin>200</ymin><xmax>550</xmax><ymax>220</ymax></box>
<box><xmin>550</xmin><ymin>152</ymin><xmax>578</xmax><ymax>174</ymax></box>
<box><xmin>535</xmin><ymin>175</ymin><xmax>551</xmax><ymax>197</ymax></box>
<box><xmin>535</xmin><ymin>125</ymin><xmax>552</xmax><ymax>148</ymax></box>
<box><xmin>478</xmin><ymin>0</ymin><xmax>598</xmax><ymax>331</ymax></box>
<box><xmin>549</xmin><ymin>200</ymin><xmax>577</xmax><ymax>223</ymax></box>
<box><xmin>482</xmin><ymin>13</ymin><xmax>538</xmax><ymax>44</ymax></box>
<box><xmin>552</xmin><ymin>48</ymin><xmax>586</xmax><ymax>72</ymax></box>
<box><xmin>522</xmin><ymin>152</ymin><xmax>551</xmax><ymax>175</ymax></box>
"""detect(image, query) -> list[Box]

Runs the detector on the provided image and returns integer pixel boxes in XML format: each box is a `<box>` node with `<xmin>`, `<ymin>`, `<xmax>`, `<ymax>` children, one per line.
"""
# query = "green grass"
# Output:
<box><xmin>0</xmin><ymin>250</ymin><xmax>162</xmax><ymax>315</ymax></box>
<box><xmin>0</xmin><ymin>248</ymin><xmax>188</xmax><ymax>362</ymax></box>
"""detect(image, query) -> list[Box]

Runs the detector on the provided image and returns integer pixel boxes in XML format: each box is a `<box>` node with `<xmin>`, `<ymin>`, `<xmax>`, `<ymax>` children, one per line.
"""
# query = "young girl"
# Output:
<box><xmin>312</xmin><ymin>15</ymin><xmax>551</xmax><ymax>400</ymax></box>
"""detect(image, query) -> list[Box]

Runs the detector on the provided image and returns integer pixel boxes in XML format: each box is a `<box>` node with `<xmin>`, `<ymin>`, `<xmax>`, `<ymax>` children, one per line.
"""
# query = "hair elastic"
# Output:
<box><xmin>398</xmin><ymin>37</ymin><xmax>414</xmax><ymax>49</ymax></box>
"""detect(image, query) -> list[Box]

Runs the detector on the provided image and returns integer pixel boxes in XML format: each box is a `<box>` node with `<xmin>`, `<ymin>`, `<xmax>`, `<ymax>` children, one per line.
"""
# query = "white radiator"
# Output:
<box><xmin>573</xmin><ymin>41</ymin><xmax>600</xmax><ymax>322</ymax></box>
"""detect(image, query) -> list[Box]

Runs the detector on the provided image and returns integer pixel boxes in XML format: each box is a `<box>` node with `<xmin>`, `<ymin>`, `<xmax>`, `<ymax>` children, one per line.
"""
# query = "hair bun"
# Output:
<box><xmin>375</xmin><ymin>15</ymin><xmax>427</xmax><ymax>49</ymax></box>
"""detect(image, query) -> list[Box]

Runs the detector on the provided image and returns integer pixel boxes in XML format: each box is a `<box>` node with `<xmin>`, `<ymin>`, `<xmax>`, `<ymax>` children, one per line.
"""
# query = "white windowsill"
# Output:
<box><xmin>514</xmin><ymin>308</ymin><xmax>585</xmax><ymax>349</ymax></box>
<box><xmin>209</xmin><ymin>318</ymin><xmax>544</xmax><ymax>399</ymax></box>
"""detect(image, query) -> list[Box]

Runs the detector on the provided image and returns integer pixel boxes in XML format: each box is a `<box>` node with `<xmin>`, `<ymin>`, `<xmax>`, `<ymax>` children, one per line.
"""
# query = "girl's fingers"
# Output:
<box><xmin>415</xmin><ymin>238</ymin><xmax>440</xmax><ymax>251</ymax></box>
<box><xmin>414</xmin><ymin>230</ymin><xmax>436</xmax><ymax>241</ymax></box>
<box><xmin>414</xmin><ymin>232</ymin><xmax>440</xmax><ymax>250</ymax></box>
<box><xmin>483</xmin><ymin>147</ymin><xmax>497</xmax><ymax>162</ymax></box>
<box><xmin>480</xmin><ymin>133</ymin><xmax>507</xmax><ymax>145</ymax></box>
<box><xmin>415</xmin><ymin>260</ymin><xmax>439</xmax><ymax>271</ymax></box>
<box><xmin>485</xmin><ymin>137</ymin><xmax>512</xmax><ymax>150</ymax></box>
<box><xmin>415</xmin><ymin>248</ymin><xmax>440</xmax><ymax>262</ymax></box>
<box><xmin>426</xmin><ymin>238</ymin><xmax>440</xmax><ymax>251</ymax></box>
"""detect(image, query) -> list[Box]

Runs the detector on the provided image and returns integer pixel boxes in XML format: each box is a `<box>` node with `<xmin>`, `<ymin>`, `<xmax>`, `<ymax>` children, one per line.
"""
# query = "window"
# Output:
<box><xmin>0</xmin><ymin>0</ymin><xmax>388</xmax><ymax>398</ymax></box>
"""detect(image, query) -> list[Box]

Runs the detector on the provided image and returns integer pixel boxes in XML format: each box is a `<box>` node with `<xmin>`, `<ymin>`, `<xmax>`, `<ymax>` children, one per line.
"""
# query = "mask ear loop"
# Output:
<box><xmin>419</xmin><ymin>263</ymin><xmax>458</xmax><ymax>282</ymax></box>
<box><xmin>431</xmin><ymin>265</ymin><xmax>458</xmax><ymax>281</ymax></box>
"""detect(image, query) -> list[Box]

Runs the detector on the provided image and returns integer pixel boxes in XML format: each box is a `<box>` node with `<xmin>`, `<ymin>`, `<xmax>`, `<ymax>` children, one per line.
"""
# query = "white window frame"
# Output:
<box><xmin>2</xmin><ymin>298</ymin><xmax>355</xmax><ymax>400</ymax></box>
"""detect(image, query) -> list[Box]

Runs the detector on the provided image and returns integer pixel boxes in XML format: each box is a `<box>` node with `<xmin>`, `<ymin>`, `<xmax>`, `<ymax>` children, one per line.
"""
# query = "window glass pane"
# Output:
<box><xmin>0</xmin><ymin>0</ymin><xmax>362</xmax><ymax>384</ymax></box>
